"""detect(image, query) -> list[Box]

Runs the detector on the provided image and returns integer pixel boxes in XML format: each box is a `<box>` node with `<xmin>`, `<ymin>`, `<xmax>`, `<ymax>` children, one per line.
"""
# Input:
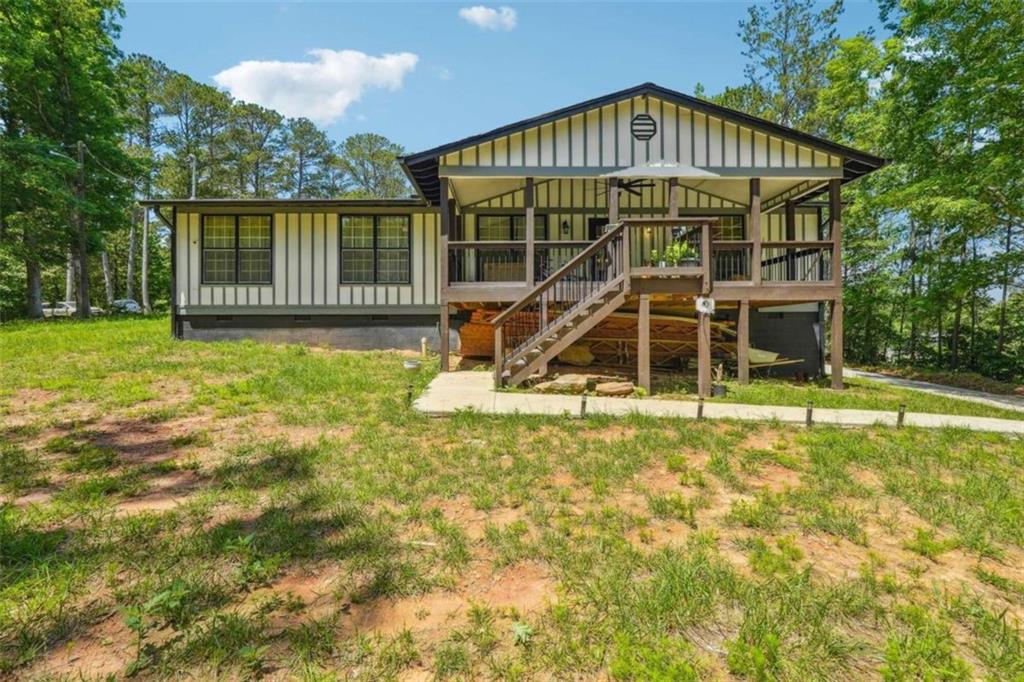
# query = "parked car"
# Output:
<box><xmin>42</xmin><ymin>301</ymin><xmax>105</xmax><ymax>317</ymax></box>
<box><xmin>110</xmin><ymin>299</ymin><xmax>142</xmax><ymax>314</ymax></box>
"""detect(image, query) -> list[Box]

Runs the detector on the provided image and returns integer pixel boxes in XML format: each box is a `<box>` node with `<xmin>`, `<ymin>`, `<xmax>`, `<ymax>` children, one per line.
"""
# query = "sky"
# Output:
<box><xmin>118</xmin><ymin>1</ymin><xmax>884</xmax><ymax>154</ymax></box>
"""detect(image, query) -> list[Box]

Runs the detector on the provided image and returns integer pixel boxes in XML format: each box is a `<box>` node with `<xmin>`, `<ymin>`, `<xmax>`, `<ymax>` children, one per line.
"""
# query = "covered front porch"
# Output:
<box><xmin>436</xmin><ymin>170</ymin><xmax>845</xmax><ymax>397</ymax></box>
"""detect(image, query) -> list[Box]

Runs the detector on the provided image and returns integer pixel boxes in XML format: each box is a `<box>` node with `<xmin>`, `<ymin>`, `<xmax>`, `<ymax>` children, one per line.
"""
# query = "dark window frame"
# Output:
<box><xmin>339</xmin><ymin>214</ymin><xmax>412</xmax><ymax>285</ymax></box>
<box><xmin>473</xmin><ymin>214</ymin><xmax>549</xmax><ymax>283</ymax></box>
<box><xmin>475</xmin><ymin>213</ymin><xmax>549</xmax><ymax>241</ymax></box>
<box><xmin>200</xmin><ymin>214</ymin><xmax>274</xmax><ymax>285</ymax></box>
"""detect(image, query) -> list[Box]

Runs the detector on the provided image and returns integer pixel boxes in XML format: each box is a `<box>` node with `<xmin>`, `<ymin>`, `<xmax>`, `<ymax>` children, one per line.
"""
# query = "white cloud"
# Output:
<box><xmin>459</xmin><ymin>5</ymin><xmax>517</xmax><ymax>31</ymax></box>
<box><xmin>213</xmin><ymin>49</ymin><xmax>418</xmax><ymax>125</ymax></box>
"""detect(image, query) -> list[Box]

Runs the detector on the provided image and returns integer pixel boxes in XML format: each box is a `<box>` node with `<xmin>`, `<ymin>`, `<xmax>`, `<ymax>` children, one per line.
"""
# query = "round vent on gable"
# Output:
<box><xmin>631</xmin><ymin>114</ymin><xmax>657</xmax><ymax>141</ymax></box>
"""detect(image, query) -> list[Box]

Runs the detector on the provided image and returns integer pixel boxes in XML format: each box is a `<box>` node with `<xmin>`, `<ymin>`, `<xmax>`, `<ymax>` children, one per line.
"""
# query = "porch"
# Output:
<box><xmin>436</xmin><ymin>174</ymin><xmax>845</xmax><ymax>398</ymax></box>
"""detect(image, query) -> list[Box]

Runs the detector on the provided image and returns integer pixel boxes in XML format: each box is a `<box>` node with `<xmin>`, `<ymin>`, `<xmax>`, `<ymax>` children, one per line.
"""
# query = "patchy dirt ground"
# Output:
<box><xmin>4</xmin><ymin>319</ymin><xmax>1024</xmax><ymax>680</ymax></box>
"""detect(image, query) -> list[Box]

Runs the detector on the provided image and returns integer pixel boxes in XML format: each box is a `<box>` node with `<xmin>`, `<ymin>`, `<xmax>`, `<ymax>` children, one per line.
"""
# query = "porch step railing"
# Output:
<box><xmin>492</xmin><ymin>222</ymin><xmax>627</xmax><ymax>387</ymax></box>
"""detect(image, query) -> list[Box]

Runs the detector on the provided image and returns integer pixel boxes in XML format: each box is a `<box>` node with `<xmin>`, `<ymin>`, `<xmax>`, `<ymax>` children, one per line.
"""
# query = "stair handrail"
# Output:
<box><xmin>491</xmin><ymin>221</ymin><xmax>625</xmax><ymax>327</ymax></box>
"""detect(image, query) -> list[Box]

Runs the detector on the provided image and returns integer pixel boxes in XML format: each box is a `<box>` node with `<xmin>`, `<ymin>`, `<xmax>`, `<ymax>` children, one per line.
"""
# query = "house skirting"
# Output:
<box><xmin>179</xmin><ymin>313</ymin><xmax>461</xmax><ymax>352</ymax></box>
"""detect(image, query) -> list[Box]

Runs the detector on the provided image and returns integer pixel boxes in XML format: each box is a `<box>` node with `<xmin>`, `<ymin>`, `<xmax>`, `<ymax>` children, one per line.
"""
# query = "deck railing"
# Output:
<box><xmin>761</xmin><ymin>242</ymin><xmax>833</xmax><ymax>283</ymax></box>
<box><xmin>446</xmin><ymin>225</ymin><xmax>836</xmax><ymax>287</ymax></box>
<box><xmin>492</xmin><ymin>223</ymin><xmax>626</xmax><ymax>383</ymax></box>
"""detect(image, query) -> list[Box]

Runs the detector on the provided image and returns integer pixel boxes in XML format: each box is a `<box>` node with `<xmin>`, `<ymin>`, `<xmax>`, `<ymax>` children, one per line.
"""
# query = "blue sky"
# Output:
<box><xmin>118</xmin><ymin>2</ymin><xmax>883</xmax><ymax>154</ymax></box>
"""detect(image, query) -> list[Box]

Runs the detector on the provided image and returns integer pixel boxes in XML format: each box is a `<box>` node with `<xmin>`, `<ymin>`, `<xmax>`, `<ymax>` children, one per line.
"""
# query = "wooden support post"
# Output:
<box><xmin>525</xmin><ymin>177</ymin><xmax>535</xmax><ymax>285</ymax></box>
<box><xmin>439</xmin><ymin>177</ymin><xmax>452</xmax><ymax>371</ymax></box>
<box><xmin>608</xmin><ymin>177</ymin><xmax>619</xmax><ymax>223</ymax></box>
<box><xmin>785</xmin><ymin>199</ymin><xmax>796</xmax><ymax>281</ymax></box>
<box><xmin>737</xmin><ymin>300</ymin><xmax>750</xmax><ymax>384</ymax></box>
<box><xmin>831</xmin><ymin>298</ymin><xmax>844</xmax><ymax>390</ymax></box>
<box><xmin>829</xmin><ymin>178</ymin><xmax>842</xmax><ymax>285</ymax></box>
<box><xmin>750</xmin><ymin>178</ymin><xmax>762</xmax><ymax>285</ymax></box>
<box><xmin>440</xmin><ymin>304</ymin><xmax>450</xmax><ymax>372</ymax></box>
<box><xmin>609</xmin><ymin>177</ymin><xmax>628</xmax><ymax>287</ymax></box>
<box><xmin>668</xmin><ymin>177</ymin><xmax>679</xmax><ymax>219</ymax></box>
<box><xmin>493</xmin><ymin>322</ymin><xmax>502</xmax><ymax>387</ymax></box>
<box><xmin>638</xmin><ymin>294</ymin><xmax>651</xmax><ymax>394</ymax></box>
<box><xmin>697</xmin><ymin>311</ymin><xmax>712</xmax><ymax>398</ymax></box>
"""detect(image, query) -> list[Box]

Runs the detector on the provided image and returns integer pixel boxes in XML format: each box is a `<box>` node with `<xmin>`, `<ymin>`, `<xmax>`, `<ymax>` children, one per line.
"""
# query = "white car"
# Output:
<box><xmin>42</xmin><ymin>301</ymin><xmax>105</xmax><ymax>317</ymax></box>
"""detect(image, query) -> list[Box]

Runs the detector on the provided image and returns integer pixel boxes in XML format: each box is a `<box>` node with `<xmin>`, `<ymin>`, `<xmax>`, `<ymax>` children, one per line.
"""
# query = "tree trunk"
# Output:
<box><xmin>951</xmin><ymin>299</ymin><xmax>961</xmax><ymax>369</ymax></box>
<box><xmin>65</xmin><ymin>250</ymin><xmax>74</xmax><ymax>302</ymax></box>
<box><xmin>24</xmin><ymin>233</ymin><xmax>43</xmax><ymax>319</ymax></box>
<box><xmin>101</xmin><ymin>251</ymin><xmax>115</xmax><ymax>306</ymax></box>
<box><xmin>141</xmin><ymin>208</ymin><xmax>151</xmax><ymax>313</ymax></box>
<box><xmin>997</xmin><ymin>222</ymin><xmax>1013</xmax><ymax>353</ymax></box>
<box><xmin>74</xmin><ymin>141</ymin><xmax>91</xmax><ymax>318</ymax></box>
<box><xmin>969</xmin><ymin>237</ymin><xmax>978</xmax><ymax>370</ymax></box>
<box><xmin>126</xmin><ymin>207</ymin><xmax>136</xmax><ymax>300</ymax></box>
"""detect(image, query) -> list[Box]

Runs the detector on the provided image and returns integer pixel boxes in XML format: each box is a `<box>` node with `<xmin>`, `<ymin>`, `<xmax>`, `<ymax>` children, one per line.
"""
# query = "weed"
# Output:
<box><xmin>0</xmin><ymin>443</ymin><xmax>46</xmax><ymax>492</ymax></box>
<box><xmin>882</xmin><ymin>605</ymin><xmax>972</xmax><ymax>680</ymax></box>
<box><xmin>646</xmin><ymin>492</ymin><xmax>697</xmax><ymax>527</ymax></box>
<box><xmin>726</xmin><ymin>492</ymin><xmax>783</xmax><ymax>531</ymax></box>
<box><xmin>903</xmin><ymin>528</ymin><xmax>959</xmax><ymax>561</ymax></box>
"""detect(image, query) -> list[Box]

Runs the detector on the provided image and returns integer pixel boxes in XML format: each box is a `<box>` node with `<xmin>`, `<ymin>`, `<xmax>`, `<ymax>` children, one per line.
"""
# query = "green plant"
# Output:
<box><xmin>651</xmin><ymin>240</ymin><xmax>697</xmax><ymax>266</ymax></box>
<box><xmin>903</xmin><ymin>528</ymin><xmax>959</xmax><ymax>561</ymax></box>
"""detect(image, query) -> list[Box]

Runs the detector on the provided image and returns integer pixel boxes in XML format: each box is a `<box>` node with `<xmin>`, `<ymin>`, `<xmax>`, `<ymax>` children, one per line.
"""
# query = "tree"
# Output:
<box><xmin>336</xmin><ymin>133</ymin><xmax>409</xmax><ymax>199</ymax></box>
<box><xmin>119</xmin><ymin>54</ymin><xmax>166</xmax><ymax>310</ymax></box>
<box><xmin>224</xmin><ymin>102</ymin><xmax>282</xmax><ymax>197</ymax></box>
<box><xmin>277</xmin><ymin>117</ymin><xmax>333</xmax><ymax>198</ymax></box>
<box><xmin>735</xmin><ymin>0</ymin><xmax>844</xmax><ymax>133</ymax></box>
<box><xmin>0</xmin><ymin>0</ymin><xmax>135</xmax><ymax>318</ymax></box>
<box><xmin>157</xmin><ymin>73</ymin><xmax>233</xmax><ymax>198</ymax></box>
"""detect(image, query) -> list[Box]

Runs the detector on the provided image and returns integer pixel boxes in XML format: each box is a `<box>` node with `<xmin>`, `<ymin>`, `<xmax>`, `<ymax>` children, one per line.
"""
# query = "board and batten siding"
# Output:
<box><xmin>440</xmin><ymin>95</ymin><xmax>843</xmax><ymax>171</ymax></box>
<box><xmin>174</xmin><ymin>209</ymin><xmax>440</xmax><ymax>314</ymax></box>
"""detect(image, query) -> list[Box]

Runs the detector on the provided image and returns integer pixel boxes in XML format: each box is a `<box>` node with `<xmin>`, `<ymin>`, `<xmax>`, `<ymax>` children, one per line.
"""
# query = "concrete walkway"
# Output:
<box><xmin>415</xmin><ymin>371</ymin><xmax>1024</xmax><ymax>434</ymax></box>
<box><xmin>837</xmin><ymin>367</ymin><xmax>1024</xmax><ymax>414</ymax></box>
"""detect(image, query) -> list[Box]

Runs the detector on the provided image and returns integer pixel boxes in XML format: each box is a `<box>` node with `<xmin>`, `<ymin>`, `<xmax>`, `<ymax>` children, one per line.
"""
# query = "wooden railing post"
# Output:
<box><xmin>829</xmin><ymin>178</ymin><xmax>842</xmax><ymax>285</ymax></box>
<box><xmin>785</xmin><ymin>199</ymin><xmax>797</xmax><ymax>281</ymax></box>
<box><xmin>525</xmin><ymin>177</ymin><xmax>535</xmax><ymax>285</ymax></box>
<box><xmin>750</xmin><ymin>178</ymin><xmax>762</xmax><ymax>285</ymax></box>
<box><xmin>701</xmin><ymin>221</ymin><xmax>712</xmax><ymax>294</ymax></box>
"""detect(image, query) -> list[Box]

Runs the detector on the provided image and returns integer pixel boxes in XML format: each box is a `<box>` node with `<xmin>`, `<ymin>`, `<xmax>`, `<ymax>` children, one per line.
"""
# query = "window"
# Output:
<box><xmin>713</xmin><ymin>215</ymin><xmax>746</xmax><ymax>241</ymax></box>
<box><xmin>477</xmin><ymin>214</ymin><xmax>548</xmax><ymax>241</ymax></box>
<box><xmin>202</xmin><ymin>215</ymin><xmax>272</xmax><ymax>284</ymax></box>
<box><xmin>340</xmin><ymin>215</ymin><xmax>411</xmax><ymax>284</ymax></box>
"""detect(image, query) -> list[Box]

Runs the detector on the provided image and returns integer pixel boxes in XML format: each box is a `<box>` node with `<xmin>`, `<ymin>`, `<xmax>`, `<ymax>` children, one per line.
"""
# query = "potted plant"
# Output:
<box><xmin>664</xmin><ymin>240</ymin><xmax>699</xmax><ymax>268</ymax></box>
<box><xmin>650</xmin><ymin>249</ymin><xmax>667</xmax><ymax>267</ymax></box>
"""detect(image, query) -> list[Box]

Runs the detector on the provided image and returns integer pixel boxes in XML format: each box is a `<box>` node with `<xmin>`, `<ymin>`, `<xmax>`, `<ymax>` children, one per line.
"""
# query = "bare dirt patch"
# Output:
<box><xmin>430</xmin><ymin>495</ymin><xmax>527</xmax><ymax>540</ymax></box>
<box><xmin>751</xmin><ymin>464</ymin><xmax>803</xmax><ymax>493</ymax></box>
<box><xmin>20</xmin><ymin>611</ymin><xmax>133</xmax><ymax>681</ymax></box>
<box><xmin>736</xmin><ymin>428</ymin><xmax>784</xmax><ymax>452</ymax></box>
<box><xmin>344</xmin><ymin>560</ymin><xmax>554</xmax><ymax>639</ymax></box>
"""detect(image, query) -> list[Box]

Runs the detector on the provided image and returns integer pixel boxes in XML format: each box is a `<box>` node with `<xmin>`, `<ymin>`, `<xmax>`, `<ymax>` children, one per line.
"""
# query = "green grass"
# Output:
<box><xmin>1</xmin><ymin>316</ymin><xmax>1023</xmax><ymax>679</ymax></box>
<box><xmin>655</xmin><ymin>374</ymin><xmax>1024</xmax><ymax>420</ymax></box>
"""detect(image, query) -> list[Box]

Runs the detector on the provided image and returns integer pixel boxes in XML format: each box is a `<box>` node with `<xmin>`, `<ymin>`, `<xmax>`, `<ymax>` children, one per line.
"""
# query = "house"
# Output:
<box><xmin>143</xmin><ymin>83</ymin><xmax>885</xmax><ymax>396</ymax></box>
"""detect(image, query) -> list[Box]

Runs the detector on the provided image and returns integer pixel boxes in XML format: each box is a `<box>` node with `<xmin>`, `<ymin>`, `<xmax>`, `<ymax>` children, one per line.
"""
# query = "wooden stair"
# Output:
<box><xmin>492</xmin><ymin>223</ymin><xmax>628</xmax><ymax>387</ymax></box>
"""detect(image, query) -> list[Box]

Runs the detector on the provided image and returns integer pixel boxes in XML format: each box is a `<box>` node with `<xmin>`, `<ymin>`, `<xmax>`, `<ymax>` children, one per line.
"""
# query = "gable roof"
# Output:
<box><xmin>400</xmin><ymin>82</ymin><xmax>886</xmax><ymax>205</ymax></box>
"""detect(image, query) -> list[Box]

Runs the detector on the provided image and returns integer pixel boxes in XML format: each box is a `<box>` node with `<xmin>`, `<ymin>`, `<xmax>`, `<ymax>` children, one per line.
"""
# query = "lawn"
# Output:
<box><xmin>654</xmin><ymin>374</ymin><xmax>1024</xmax><ymax>420</ymax></box>
<box><xmin>2</xmin><ymin>316</ymin><xmax>1024</xmax><ymax>680</ymax></box>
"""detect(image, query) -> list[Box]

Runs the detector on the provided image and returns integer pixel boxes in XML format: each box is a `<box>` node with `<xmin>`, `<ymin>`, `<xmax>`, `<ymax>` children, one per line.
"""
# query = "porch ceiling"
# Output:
<box><xmin>447</xmin><ymin>175</ymin><xmax>825</xmax><ymax>210</ymax></box>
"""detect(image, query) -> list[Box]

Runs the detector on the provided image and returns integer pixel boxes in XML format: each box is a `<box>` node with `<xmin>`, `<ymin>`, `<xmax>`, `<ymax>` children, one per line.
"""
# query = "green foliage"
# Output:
<box><xmin>610</xmin><ymin>635</ymin><xmax>700</xmax><ymax>681</ymax></box>
<box><xmin>882</xmin><ymin>605</ymin><xmax>973</xmax><ymax>681</ymax></box>
<box><xmin>903</xmin><ymin>527</ymin><xmax>959</xmax><ymax>561</ymax></box>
